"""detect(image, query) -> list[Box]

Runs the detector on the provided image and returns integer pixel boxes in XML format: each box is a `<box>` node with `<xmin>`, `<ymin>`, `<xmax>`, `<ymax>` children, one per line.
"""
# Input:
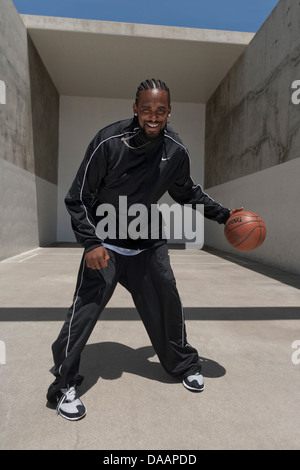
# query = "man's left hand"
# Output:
<box><xmin>229</xmin><ymin>207</ymin><xmax>244</xmax><ymax>216</ymax></box>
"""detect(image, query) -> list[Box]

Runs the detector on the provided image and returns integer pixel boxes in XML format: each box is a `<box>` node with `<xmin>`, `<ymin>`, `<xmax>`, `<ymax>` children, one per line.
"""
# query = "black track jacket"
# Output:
<box><xmin>65</xmin><ymin>118</ymin><xmax>230</xmax><ymax>252</ymax></box>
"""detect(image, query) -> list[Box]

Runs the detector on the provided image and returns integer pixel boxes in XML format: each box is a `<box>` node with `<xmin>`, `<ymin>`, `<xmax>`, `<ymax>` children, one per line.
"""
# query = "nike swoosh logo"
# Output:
<box><xmin>161</xmin><ymin>157</ymin><xmax>172</xmax><ymax>161</ymax></box>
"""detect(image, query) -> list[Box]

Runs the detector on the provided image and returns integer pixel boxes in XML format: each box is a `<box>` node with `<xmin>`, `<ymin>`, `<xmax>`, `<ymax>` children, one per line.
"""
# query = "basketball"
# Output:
<box><xmin>224</xmin><ymin>210</ymin><xmax>266</xmax><ymax>251</ymax></box>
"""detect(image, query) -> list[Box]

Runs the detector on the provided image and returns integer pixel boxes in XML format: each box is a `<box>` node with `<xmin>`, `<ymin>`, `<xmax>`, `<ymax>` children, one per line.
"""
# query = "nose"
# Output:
<box><xmin>146</xmin><ymin>112</ymin><xmax>154</xmax><ymax>121</ymax></box>
<box><xmin>149</xmin><ymin>112</ymin><xmax>159</xmax><ymax>121</ymax></box>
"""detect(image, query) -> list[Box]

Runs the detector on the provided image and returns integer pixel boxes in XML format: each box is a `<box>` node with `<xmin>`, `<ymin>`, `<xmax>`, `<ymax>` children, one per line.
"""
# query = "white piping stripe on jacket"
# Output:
<box><xmin>79</xmin><ymin>132</ymin><xmax>126</xmax><ymax>230</ymax></box>
<box><xmin>165</xmin><ymin>133</ymin><xmax>218</xmax><ymax>203</ymax></box>
<box><xmin>164</xmin><ymin>133</ymin><xmax>189</xmax><ymax>154</ymax></box>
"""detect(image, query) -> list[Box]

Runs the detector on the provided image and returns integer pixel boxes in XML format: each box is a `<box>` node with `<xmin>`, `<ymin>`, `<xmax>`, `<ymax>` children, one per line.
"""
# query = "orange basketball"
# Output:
<box><xmin>224</xmin><ymin>210</ymin><xmax>266</xmax><ymax>251</ymax></box>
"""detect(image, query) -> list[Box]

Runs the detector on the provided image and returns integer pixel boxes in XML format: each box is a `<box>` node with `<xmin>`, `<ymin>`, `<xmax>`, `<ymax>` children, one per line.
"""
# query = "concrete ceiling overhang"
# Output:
<box><xmin>21</xmin><ymin>15</ymin><xmax>254</xmax><ymax>103</ymax></box>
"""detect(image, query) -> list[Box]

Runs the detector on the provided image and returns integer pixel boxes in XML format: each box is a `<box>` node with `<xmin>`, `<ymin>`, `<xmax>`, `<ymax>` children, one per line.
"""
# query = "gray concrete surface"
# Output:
<box><xmin>0</xmin><ymin>0</ymin><xmax>59</xmax><ymax>260</ymax></box>
<box><xmin>0</xmin><ymin>246</ymin><xmax>300</xmax><ymax>450</ymax></box>
<box><xmin>205</xmin><ymin>0</ymin><xmax>300</xmax><ymax>187</ymax></box>
<box><xmin>21</xmin><ymin>13</ymin><xmax>253</xmax><ymax>103</ymax></box>
<box><xmin>204</xmin><ymin>0</ymin><xmax>300</xmax><ymax>275</ymax></box>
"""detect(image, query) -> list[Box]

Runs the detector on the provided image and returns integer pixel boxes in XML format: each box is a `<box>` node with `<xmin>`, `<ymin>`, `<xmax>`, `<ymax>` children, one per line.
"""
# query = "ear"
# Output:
<box><xmin>133</xmin><ymin>103</ymin><xmax>138</xmax><ymax>115</ymax></box>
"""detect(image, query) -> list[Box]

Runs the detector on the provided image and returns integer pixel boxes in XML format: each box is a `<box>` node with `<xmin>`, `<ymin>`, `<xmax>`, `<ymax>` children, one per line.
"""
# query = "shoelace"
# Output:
<box><xmin>63</xmin><ymin>386</ymin><xmax>77</xmax><ymax>402</ymax></box>
<box><xmin>56</xmin><ymin>386</ymin><xmax>77</xmax><ymax>414</ymax></box>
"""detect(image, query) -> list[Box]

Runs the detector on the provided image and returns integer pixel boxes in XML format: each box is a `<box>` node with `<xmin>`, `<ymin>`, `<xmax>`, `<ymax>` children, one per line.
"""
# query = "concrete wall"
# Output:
<box><xmin>57</xmin><ymin>96</ymin><xmax>205</xmax><ymax>242</ymax></box>
<box><xmin>27</xmin><ymin>35</ymin><xmax>59</xmax><ymax>246</ymax></box>
<box><xmin>0</xmin><ymin>0</ymin><xmax>59</xmax><ymax>260</ymax></box>
<box><xmin>204</xmin><ymin>0</ymin><xmax>300</xmax><ymax>274</ymax></box>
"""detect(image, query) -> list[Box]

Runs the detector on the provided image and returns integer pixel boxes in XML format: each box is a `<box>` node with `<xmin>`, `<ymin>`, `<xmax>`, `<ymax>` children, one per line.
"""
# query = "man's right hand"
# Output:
<box><xmin>85</xmin><ymin>246</ymin><xmax>110</xmax><ymax>270</ymax></box>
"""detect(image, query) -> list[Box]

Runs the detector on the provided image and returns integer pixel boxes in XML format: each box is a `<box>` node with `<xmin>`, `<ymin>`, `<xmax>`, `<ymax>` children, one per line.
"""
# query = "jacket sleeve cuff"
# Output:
<box><xmin>83</xmin><ymin>241</ymin><xmax>103</xmax><ymax>253</ymax></box>
<box><xmin>216</xmin><ymin>208</ymin><xmax>231</xmax><ymax>225</ymax></box>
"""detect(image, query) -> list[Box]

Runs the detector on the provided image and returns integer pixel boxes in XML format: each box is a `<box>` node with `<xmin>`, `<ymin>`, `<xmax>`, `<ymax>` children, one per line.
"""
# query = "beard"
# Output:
<box><xmin>140</xmin><ymin>121</ymin><xmax>166</xmax><ymax>140</ymax></box>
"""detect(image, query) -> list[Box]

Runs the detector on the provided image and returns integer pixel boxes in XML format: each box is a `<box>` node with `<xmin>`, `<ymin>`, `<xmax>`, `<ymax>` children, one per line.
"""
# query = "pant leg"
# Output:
<box><xmin>46</xmin><ymin>250</ymin><xmax>123</xmax><ymax>402</ymax></box>
<box><xmin>121</xmin><ymin>244</ymin><xmax>201</xmax><ymax>378</ymax></box>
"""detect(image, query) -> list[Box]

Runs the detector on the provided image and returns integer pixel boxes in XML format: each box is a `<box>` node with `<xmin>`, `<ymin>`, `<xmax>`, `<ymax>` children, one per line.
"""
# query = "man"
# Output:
<box><xmin>47</xmin><ymin>79</ymin><xmax>242</xmax><ymax>420</ymax></box>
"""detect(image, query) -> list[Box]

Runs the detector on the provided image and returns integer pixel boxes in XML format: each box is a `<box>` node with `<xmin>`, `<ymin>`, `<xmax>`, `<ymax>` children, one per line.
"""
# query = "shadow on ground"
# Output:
<box><xmin>1</xmin><ymin>306</ymin><xmax>300</xmax><ymax>322</ymax></box>
<box><xmin>77</xmin><ymin>342</ymin><xmax>226</xmax><ymax>397</ymax></box>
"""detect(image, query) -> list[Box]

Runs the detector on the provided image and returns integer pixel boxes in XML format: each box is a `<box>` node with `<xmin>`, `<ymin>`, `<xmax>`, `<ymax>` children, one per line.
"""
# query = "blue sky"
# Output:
<box><xmin>13</xmin><ymin>0</ymin><xmax>280</xmax><ymax>32</ymax></box>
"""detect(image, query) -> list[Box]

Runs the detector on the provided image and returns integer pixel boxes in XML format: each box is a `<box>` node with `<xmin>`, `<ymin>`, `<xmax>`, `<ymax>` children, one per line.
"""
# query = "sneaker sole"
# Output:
<box><xmin>182</xmin><ymin>380</ymin><xmax>205</xmax><ymax>392</ymax></box>
<box><xmin>57</xmin><ymin>408</ymin><xmax>87</xmax><ymax>421</ymax></box>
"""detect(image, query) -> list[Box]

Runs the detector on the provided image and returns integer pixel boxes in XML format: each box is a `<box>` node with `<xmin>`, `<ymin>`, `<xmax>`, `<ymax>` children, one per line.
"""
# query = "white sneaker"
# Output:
<box><xmin>182</xmin><ymin>372</ymin><xmax>205</xmax><ymax>392</ymax></box>
<box><xmin>56</xmin><ymin>386</ymin><xmax>86</xmax><ymax>421</ymax></box>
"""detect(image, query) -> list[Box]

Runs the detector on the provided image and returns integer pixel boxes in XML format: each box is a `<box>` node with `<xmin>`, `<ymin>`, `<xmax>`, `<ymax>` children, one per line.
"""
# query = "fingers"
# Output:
<box><xmin>229</xmin><ymin>207</ymin><xmax>244</xmax><ymax>216</ymax></box>
<box><xmin>85</xmin><ymin>246</ymin><xmax>110</xmax><ymax>270</ymax></box>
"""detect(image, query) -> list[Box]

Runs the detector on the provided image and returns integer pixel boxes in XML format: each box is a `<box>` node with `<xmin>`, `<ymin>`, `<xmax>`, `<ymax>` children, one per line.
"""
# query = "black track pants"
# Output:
<box><xmin>46</xmin><ymin>244</ymin><xmax>201</xmax><ymax>402</ymax></box>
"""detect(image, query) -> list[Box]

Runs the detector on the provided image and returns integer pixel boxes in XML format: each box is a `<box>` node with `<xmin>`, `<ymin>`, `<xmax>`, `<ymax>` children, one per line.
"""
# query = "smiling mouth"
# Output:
<box><xmin>146</xmin><ymin>123</ymin><xmax>159</xmax><ymax>128</ymax></box>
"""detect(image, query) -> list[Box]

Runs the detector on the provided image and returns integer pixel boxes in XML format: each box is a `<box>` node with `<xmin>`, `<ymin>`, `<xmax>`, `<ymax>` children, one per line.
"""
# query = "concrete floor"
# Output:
<box><xmin>0</xmin><ymin>245</ymin><xmax>300</xmax><ymax>450</ymax></box>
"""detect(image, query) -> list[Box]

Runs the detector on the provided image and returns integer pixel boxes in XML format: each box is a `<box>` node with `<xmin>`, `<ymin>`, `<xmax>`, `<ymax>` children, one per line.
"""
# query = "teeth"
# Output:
<box><xmin>148</xmin><ymin>123</ymin><xmax>159</xmax><ymax>128</ymax></box>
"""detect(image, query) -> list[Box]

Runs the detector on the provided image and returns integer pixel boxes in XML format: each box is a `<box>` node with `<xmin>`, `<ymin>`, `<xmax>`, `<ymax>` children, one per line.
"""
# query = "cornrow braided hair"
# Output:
<box><xmin>135</xmin><ymin>79</ymin><xmax>171</xmax><ymax>106</ymax></box>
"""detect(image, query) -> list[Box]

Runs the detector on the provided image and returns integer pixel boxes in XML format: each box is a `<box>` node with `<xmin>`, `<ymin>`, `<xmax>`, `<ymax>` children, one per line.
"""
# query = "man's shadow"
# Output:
<box><xmin>79</xmin><ymin>342</ymin><xmax>226</xmax><ymax>395</ymax></box>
